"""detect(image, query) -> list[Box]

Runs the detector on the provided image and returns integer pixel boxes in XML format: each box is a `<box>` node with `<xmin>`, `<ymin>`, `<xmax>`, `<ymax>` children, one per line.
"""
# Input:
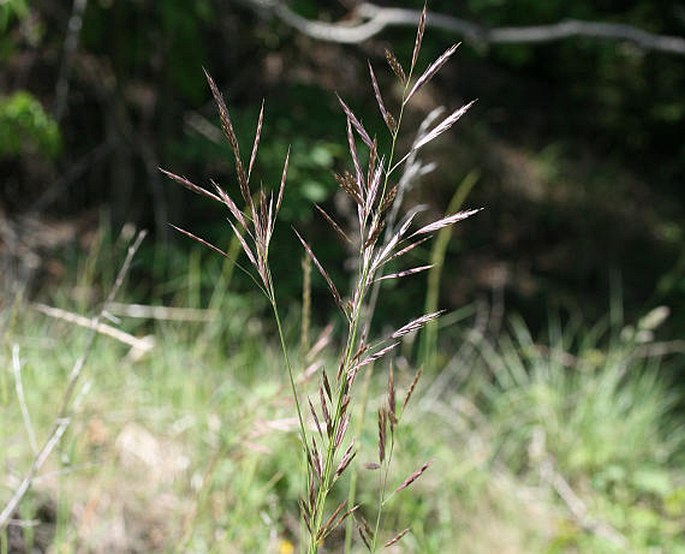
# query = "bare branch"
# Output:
<box><xmin>250</xmin><ymin>1</ymin><xmax>685</xmax><ymax>56</ymax></box>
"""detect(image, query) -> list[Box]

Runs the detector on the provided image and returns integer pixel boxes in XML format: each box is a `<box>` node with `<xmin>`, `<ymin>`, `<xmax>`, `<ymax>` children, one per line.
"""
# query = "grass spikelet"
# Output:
<box><xmin>320</xmin><ymin>504</ymin><xmax>359</xmax><ymax>541</ymax></box>
<box><xmin>335</xmin><ymin>443</ymin><xmax>356</xmax><ymax>478</ymax></box>
<box><xmin>226</xmin><ymin>219</ymin><xmax>259</xmax><ymax>277</ymax></box>
<box><xmin>411</xmin><ymin>207</ymin><xmax>482</xmax><ymax>236</ymax></box>
<box><xmin>385</xmin><ymin>48</ymin><xmax>406</xmax><ymax>84</ymax></box>
<box><xmin>358</xmin><ymin>517</ymin><xmax>373</xmax><ymax>549</ymax></box>
<box><xmin>211</xmin><ymin>179</ymin><xmax>248</xmax><ymax>229</ymax></box>
<box><xmin>404</xmin><ymin>43</ymin><xmax>460</xmax><ymax>105</ymax></box>
<box><xmin>357</xmin><ymin>342</ymin><xmax>399</xmax><ymax>369</ymax></box>
<box><xmin>411</xmin><ymin>3</ymin><xmax>427</xmax><ymax>72</ymax></box>
<box><xmin>411</xmin><ymin>100</ymin><xmax>477</xmax><ymax>152</ymax></box>
<box><xmin>368</xmin><ymin>62</ymin><xmax>394</xmax><ymax>134</ymax></box>
<box><xmin>300</xmin><ymin>499</ymin><xmax>313</xmax><ymax>532</ymax></box>
<box><xmin>378</xmin><ymin>408</ymin><xmax>387</xmax><ymax>463</ymax></box>
<box><xmin>375</xmin><ymin>264</ymin><xmax>434</xmax><ymax>282</ymax></box>
<box><xmin>395</xmin><ymin>461</ymin><xmax>430</xmax><ymax>494</ymax></box>
<box><xmin>338</xmin><ymin>94</ymin><xmax>373</xmax><ymax>148</ymax></box>
<box><xmin>159</xmin><ymin>169</ymin><xmax>222</xmax><ymax>203</ymax></box>
<box><xmin>309</xmin><ymin>397</ymin><xmax>324</xmax><ymax>439</ymax></box>
<box><xmin>248</xmin><ymin>99</ymin><xmax>264</xmax><ymax>181</ymax></box>
<box><xmin>346</xmin><ymin>119</ymin><xmax>366</xmax><ymax>197</ymax></box>
<box><xmin>387</xmin><ymin>235</ymin><xmax>431</xmax><ymax>263</ymax></box>
<box><xmin>384</xmin><ymin>528</ymin><xmax>411</xmax><ymax>548</ymax></box>
<box><xmin>315</xmin><ymin>204</ymin><xmax>352</xmax><ymax>245</ymax></box>
<box><xmin>335</xmin><ymin>171</ymin><xmax>364</xmax><ymax>206</ymax></box>
<box><xmin>379</xmin><ymin>184</ymin><xmax>398</xmax><ymax>214</ymax></box>
<box><xmin>319</xmin><ymin>385</ymin><xmax>331</xmax><ymax>436</ymax></box>
<box><xmin>301</xmin><ymin>254</ymin><xmax>312</xmax><ymax>356</ymax></box>
<box><xmin>311</xmin><ymin>439</ymin><xmax>324</xmax><ymax>482</ymax></box>
<box><xmin>294</xmin><ymin>229</ymin><xmax>348</xmax><ymax>319</ymax></box>
<box><xmin>203</xmin><ymin>69</ymin><xmax>240</xmax><ymax>159</ymax></box>
<box><xmin>367</xmin><ymin>138</ymin><xmax>378</xmax><ymax>196</ymax></box>
<box><xmin>387</xmin><ymin>363</ymin><xmax>397</xmax><ymax>428</ymax></box>
<box><xmin>391</xmin><ymin>311</ymin><xmax>443</xmax><ymax>339</ymax></box>
<box><xmin>203</xmin><ymin>69</ymin><xmax>251</xmax><ymax>208</ymax></box>
<box><xmin>334</xmin><ymin>413</ymin><xmax>350</xmax><ymax>449</ymax></box>
<box><xmin>168</xmin><ymin>224</ymin><xmax>227</xmax><ymax>258</ymax></box>
<box><xmin>363</xmin><ymin>218</ymin><xmax>386</xmax><ymax>250</ymax></box>
<box><xmin>276</xmin><ymin>146</ymin><xmax>290</xmax><ymax>213</ymax></box>
<box><xmin>321</xmin><ymin>370</ymin><xmax>332</xmax><ymax>402</ymax></box>
<box><xmin>403</xmin><ymin>366</ymin><xmax>423</xmax><ymax>412</ymax></box>
<box><xmin>318</xmin><ymin>500</ymin><xmax>347</xmax><ymax>540</ymax></box>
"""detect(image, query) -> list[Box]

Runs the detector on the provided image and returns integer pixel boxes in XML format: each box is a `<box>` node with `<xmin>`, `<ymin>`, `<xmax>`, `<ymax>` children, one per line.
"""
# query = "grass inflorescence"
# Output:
<box><xmin>163</xmin><ymin>5</ymin><xmax>480</xmax><ymax>551</ymax></box>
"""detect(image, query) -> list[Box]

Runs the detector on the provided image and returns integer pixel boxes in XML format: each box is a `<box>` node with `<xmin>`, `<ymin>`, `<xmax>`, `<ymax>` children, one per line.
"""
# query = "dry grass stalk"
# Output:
<box><xmin>12</xmin><ymin>344</ymin><xmax>38</xmax><ymax>454</ymax></box>
<box><xmin>106</xmin><ymin>302</ymin><xmax>217</xmax><ymax>322</ymax></box>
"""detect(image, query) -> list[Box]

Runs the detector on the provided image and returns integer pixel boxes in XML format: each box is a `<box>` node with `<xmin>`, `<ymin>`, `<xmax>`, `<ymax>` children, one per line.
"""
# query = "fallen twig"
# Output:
<box><xmin>32</xmin><ymin>303</ymin><xmax>155</xmax><ymax>355</ymax></box>
<box><xmin>106</xmin><ymin>302</ymin><xmax>218</xmax><ymax>322</ymax></box>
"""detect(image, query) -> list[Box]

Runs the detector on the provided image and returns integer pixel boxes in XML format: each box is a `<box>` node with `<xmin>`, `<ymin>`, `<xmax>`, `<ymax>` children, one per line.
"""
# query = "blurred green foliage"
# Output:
<box><xmin>0</xmin><ymin>92</ymin><xmax>61</xmax><ymax>159</ymax></box>
<box><xmin>0</xmin><ymin>0</ymin><xmax>28</xmax><ymax>33</ymax></box>
<box><xmin>81</xmin><ymin>0</ymin><xmax>213</xmax><ymax>105</ymax></box>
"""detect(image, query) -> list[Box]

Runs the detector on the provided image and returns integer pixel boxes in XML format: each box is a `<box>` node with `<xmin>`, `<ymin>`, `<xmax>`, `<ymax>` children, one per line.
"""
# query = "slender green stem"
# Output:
<box><xmin>370</xmin><ymin>436</ymin><xmax>396</xmax><ymax>552</ymax></box>
<box><xmin>311</xmin><ymin>52</ymin><xmax>423</xmax><ymax>552</ymax></box>
<box><xmin>341</xmin><ymin>73</ymin><xmax>416</xmax><ymax>554</ymax></box>
<box><xmin>269</xmin><ymin>278</ymin><xmax>322</xmax><ymax>554</ymax></box>
<box><xmin>268</xmin><ymin>280</ymin><xmax>307</xmax><ymax>450</ymax></box>
<box><xmin>308</xmin><ymin>258</ymin><xmax>372</xmax><ymax>553</ymax></box>
<box><xmin>342</xmin><ymin>359</ymin><xmax>374</xmax><ymax>553</ymax></box>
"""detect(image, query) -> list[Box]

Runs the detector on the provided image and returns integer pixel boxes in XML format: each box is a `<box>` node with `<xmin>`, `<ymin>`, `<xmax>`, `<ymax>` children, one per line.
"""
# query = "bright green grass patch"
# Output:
<box><xmin>1</xmin><ymin>272</ymin><xmax>684</xmax><ymax>552</ymax></box>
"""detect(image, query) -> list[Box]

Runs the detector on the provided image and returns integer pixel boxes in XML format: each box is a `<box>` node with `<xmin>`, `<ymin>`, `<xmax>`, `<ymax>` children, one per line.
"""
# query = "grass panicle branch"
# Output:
<box><xmin>163</xmin><ymin>73</ymin><xmax>308</xmax><ymax>461</ymax></box>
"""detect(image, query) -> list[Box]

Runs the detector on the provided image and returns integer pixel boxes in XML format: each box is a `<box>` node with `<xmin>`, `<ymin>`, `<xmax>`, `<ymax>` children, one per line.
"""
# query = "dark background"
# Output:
<box><xmin>2</xmin><ymin>0</ymin><xmax>684</xmax><ymax>344</ymax></box>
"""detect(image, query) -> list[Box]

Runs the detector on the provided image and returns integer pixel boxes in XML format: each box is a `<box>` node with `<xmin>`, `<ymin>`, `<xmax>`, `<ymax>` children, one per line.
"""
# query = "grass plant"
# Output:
<box><xmin>163</xmin><ymin>6</ymin><xmax>481</xmax><ymax>551</ymax></box>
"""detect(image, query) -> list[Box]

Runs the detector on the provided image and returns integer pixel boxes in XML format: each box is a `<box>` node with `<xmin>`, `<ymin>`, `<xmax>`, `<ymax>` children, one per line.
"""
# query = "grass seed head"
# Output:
<box><xmin>385</xmin><ymin>48</ymin><xmax>406</xmax><ymax>83</ymax></box>
<box><xmin>411</xmin><ymin>2</ymin><xmax>427</xmax><ymax>72</ymax></box>
<box><xmin>378</xmin><ymin>408</ymin><xmax>387</xmax><ymax>463</ymax></box>
<box><xmin>385</xmin><ymin>527</ymin><xmax>411</xmax><ymax>548</ymax></box>
<box><xmin>395</xmin><ymin>461</ymin><xmax>431</xmax><ymax>494</ymax></box>
<box><xmin>403</xmin><ymin>366</ymin><xmax>423</xmax><ymax>411</ymax></box>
